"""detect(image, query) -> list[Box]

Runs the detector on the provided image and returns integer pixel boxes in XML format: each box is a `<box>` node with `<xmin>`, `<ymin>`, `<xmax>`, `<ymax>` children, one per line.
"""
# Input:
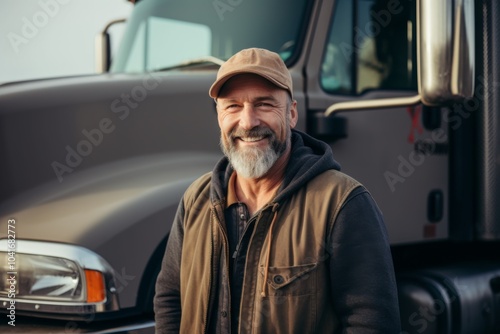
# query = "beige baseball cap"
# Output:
<box><xmin>209</xmin><ymin>48</ymin><xmax>293</xmax><ymax>99</ymax></box>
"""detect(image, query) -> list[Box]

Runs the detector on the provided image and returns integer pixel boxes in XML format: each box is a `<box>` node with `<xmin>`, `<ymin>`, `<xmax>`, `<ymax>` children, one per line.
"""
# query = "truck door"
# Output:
<box><xmin>305</xmin><ymin>0</ymin><xmax>449</xmax><ymax>244</ymax></box>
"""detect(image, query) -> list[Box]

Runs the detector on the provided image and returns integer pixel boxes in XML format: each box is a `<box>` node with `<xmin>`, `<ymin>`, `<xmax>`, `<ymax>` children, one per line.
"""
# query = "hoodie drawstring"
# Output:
<box><xmin>261</xmin><ymin>203</ymin><xmax>279</xmax><ymax>298</ymax></box>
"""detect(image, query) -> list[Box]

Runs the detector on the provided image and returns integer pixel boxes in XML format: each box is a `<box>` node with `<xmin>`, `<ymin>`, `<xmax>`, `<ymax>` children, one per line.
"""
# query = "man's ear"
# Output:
<box><xmin>215</xmin><ymin>100</ymin><xmax>223</xmax><ymax>128</ymax></box>
<box><xmin>289</xmin><ymin>100</ymin><xmax>298</xmax><ymax>129</ymax></box>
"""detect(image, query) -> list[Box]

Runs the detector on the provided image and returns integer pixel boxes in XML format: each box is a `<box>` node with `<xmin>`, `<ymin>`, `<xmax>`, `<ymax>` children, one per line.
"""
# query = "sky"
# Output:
<box><xmin>0</xmin><ymin>0</ymin><xmax>133</xmax><ymax>84</ymax></box>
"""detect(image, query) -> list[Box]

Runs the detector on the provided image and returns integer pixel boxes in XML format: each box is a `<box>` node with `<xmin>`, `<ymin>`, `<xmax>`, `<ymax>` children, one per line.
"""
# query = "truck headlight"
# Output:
<box><xmin>0</xmin><ymin>253</ymin><xmax>107</xmax><ymax>303</ymax></box>
<box><xmin>0</xmin><ymin>240</ymin><xmax>119</xmax><ymax>318</ymax></box>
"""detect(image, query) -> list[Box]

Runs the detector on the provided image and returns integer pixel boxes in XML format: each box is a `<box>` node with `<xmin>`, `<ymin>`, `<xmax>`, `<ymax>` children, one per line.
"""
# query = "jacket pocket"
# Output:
<box><xmin>259</xmin><ymin>262</ymin><xmax>318</xmax><ymax>296</ymax></box>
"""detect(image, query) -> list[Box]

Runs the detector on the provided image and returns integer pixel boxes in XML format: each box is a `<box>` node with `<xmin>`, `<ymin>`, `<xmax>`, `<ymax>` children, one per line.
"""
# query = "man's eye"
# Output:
<box><xmin>256</xmin><ymin>102</ymin><xmax>273</xmax><ymax>108</ymax></box>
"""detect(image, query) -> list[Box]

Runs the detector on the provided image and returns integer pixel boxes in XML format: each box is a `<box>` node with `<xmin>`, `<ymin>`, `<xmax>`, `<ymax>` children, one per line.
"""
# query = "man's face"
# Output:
<box><xmin>216</xmin><ymin>74</ymin><xmax>298</xmax><ymax>179</ymax></box>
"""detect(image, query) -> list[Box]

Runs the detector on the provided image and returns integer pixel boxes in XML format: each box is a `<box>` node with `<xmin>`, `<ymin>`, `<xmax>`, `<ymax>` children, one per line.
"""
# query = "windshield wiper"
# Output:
<box><xmin>156</xmin><ymin>56</ymin><xmax>225</xmax><ymax>72</ymax></box>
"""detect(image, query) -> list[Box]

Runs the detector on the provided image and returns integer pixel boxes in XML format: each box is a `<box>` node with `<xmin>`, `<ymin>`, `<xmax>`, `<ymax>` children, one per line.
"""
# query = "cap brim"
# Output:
<box><xmin>209</xmin><ymin>68</ymin><xmax>289</xmax><ymax>98</ymax></box>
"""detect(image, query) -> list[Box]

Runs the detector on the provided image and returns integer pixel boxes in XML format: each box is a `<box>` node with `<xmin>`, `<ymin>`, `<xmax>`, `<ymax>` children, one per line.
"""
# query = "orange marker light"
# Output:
<box><xmin>85</xmin><ymin>270</ymin><xmax>106</xmax><ymax>303</ymax></box>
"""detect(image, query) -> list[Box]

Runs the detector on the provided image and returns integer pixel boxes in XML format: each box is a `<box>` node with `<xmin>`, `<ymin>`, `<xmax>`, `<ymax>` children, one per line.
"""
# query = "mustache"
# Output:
<box><xmin>229</xmin><ymin>126</ymin><xmax>275</xmax><ymax>139</ymax></box>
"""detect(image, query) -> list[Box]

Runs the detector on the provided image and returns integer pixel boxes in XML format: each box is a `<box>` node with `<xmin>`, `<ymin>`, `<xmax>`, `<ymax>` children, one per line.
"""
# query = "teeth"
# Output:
<box><xmin>240</xmin><ymin>136</ymin><xmax>264</xmax><ymax>142</ymax></box>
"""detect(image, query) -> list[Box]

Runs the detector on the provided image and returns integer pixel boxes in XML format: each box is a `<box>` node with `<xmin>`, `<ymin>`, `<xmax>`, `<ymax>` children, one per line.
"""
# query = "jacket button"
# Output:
<box><xmin>221</xmin><ymin>311</ymin><xmax>228</xmax><ymax>317</ymax></box>
<box><xmin>273</xmin><ymin>275</ymin><xmax>284</xmax><ymax>284</ymax></box>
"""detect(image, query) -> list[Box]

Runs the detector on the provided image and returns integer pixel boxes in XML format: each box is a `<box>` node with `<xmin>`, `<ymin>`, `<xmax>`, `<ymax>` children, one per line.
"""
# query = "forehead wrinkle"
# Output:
<box><xmin>253</xmin><ymin>95</ymin><xmax>280</xmax><ymax>103</ymax></box>
<box><xmin>219</xmin><ymin>95</ymin><xmax>281</xmax><ymax>104</ymax></box>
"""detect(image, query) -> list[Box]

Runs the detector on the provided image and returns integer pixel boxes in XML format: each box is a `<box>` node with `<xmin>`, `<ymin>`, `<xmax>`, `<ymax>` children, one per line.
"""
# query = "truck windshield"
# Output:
<box><xmin>111</xmin><ymin>0</ymin><xmax>310</xmax><ymax>73</ymax></box>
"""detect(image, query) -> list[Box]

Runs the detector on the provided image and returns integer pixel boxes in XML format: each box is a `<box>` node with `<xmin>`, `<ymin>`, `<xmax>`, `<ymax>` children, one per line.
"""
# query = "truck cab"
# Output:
<box><xmin>1</xmin><ymin>0</ymin><xmax>499</xmax><ymax>332</ymax></box>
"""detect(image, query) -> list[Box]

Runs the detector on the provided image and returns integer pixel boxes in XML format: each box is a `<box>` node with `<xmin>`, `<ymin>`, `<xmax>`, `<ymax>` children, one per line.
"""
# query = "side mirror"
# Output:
<box><xmin>95</xmin><ymin>19</ymin><xmax>126</xmax><ymax>74</ymax></box>
<box><xmin>418</xmin><ymin>0</ymin><xmax>475</xmax><ymax>106</ymax></box>
<box><xmin>325</xmin><ymin>0</ymin><xmax>475</xmax><ymax>115</ymax></box>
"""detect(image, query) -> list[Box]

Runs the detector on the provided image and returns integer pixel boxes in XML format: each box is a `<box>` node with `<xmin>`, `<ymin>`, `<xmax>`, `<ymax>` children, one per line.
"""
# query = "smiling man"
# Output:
<box><xmin>154</xmin><ymin>48</ymin><xmax>401</xmax><ymax>333</ymax></box>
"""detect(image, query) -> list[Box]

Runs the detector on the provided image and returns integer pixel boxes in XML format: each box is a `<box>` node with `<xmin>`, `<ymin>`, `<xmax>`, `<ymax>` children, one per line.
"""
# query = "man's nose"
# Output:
<box><xmin>239</xmin><ymin>104</ymin><xmax>260</xmax><ymax>130</ymax></box>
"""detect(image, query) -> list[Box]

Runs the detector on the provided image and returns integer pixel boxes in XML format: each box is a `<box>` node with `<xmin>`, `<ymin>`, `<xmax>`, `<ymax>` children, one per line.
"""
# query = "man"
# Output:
<box><xmin>154</xmin><ymin>48</ymin><xmax>401</xmax><ymax>333</ymax></box>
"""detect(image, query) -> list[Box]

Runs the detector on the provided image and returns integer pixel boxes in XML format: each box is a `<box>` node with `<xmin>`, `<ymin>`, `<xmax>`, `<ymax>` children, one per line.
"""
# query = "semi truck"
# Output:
<box><xmin>0</xmin><ymin>0</ymin><xmax>499</xmax><ymax>332</ymax></box>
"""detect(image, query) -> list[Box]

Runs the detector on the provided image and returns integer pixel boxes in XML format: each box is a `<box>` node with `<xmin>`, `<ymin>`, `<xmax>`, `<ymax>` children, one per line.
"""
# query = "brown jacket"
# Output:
<box><xmin>154</xmin><ymin>130</ymin><xmax>401</xmax><ymax>333</ymax></box>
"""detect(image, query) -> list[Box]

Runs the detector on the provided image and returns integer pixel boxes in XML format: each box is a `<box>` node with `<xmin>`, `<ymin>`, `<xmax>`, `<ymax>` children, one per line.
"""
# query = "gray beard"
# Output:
<box><xmin>220</xmin><ymin>126</ymin><xmax>288</xmax><ymax>179</ymax></box>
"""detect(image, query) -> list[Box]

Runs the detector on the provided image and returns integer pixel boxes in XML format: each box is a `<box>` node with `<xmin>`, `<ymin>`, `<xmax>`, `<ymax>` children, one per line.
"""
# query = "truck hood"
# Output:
<box><xmin>0</xmin><ymin>71</ymin><xmax>222</xmax><ymax>204</ymax></box>
<box><xmin>0</xmin><ymin>152</ymin><xmax>220</xmax><ymax>247</ymax></box>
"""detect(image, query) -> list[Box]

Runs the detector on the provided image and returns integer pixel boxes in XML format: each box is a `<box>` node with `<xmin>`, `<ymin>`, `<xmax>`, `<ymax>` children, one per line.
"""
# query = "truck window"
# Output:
<box><xmin>111</xmin><ymin>0</ymin><xmax>310</xmax><ymax>73</ymax></box>
<box><xmin>321</xmin><ymin>0</ymin><xmax>417</xmax><ymax>95</ymax></box>
<box><xmin>121</xmin><ymin>17</ymin><xmax>211</xmax><ymax>72</ymax></box>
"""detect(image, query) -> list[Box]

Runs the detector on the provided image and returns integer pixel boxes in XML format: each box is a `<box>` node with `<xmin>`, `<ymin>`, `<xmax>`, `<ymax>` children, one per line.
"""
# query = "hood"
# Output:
<box><xmin>276</xmin><ymin>129</ymin><xmax>341</xmax><ymax>203</ymax></box>
<box><xmin>210</xmin><ymin>129</ymin><xmax>341</xmax><ymax>206</ymax></box>
<box><xmin>0</xmin><ymin>70</ymin><xmax>221</xmax><ymax>203</ymax></box>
